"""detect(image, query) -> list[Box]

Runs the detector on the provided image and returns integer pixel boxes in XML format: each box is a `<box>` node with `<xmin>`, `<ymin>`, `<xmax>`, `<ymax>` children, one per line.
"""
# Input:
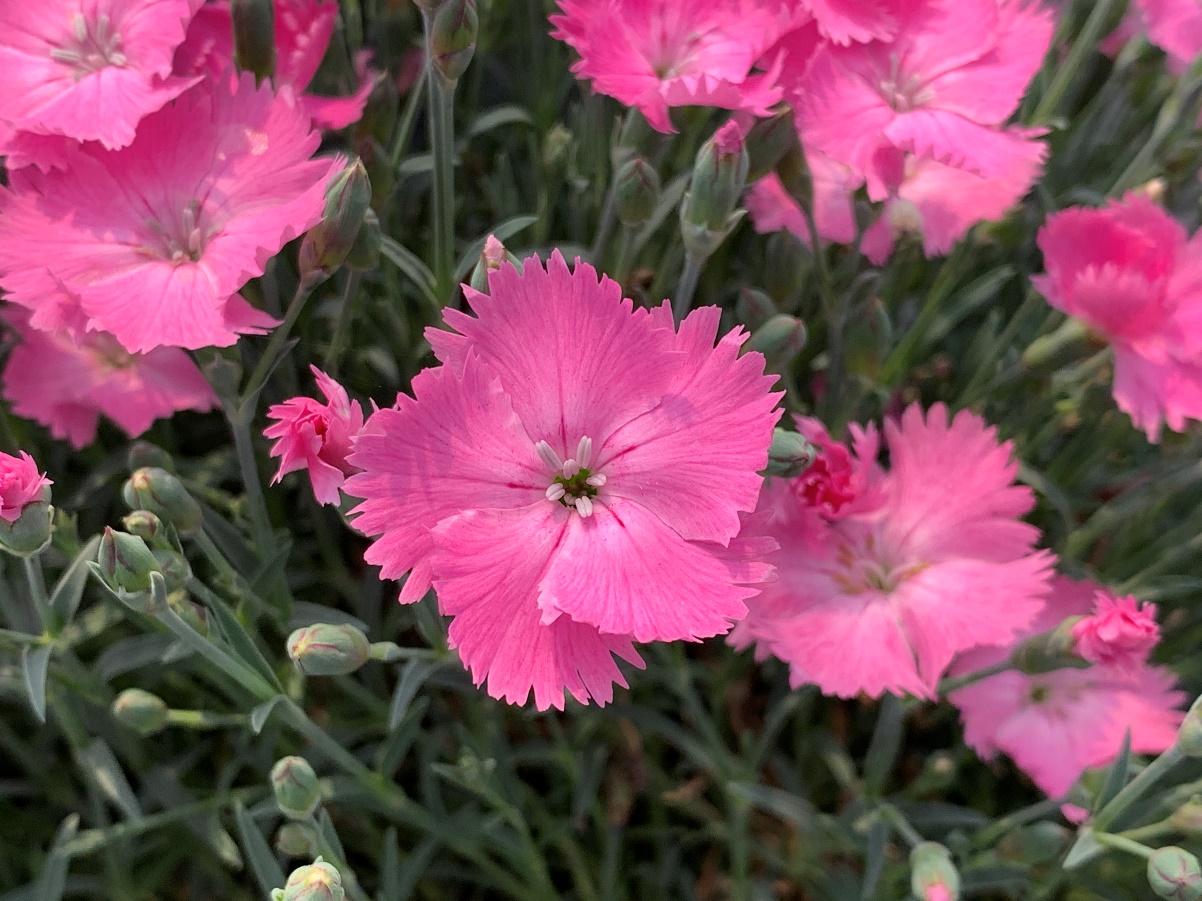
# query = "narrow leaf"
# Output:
<box><xmin>49</xmin><ymin>535</ymin><xmax>100</xmax><ymax>626</ymax></box>
<box><xmin>77</xmin><ymin>739</ymin><xmax>142</xmax><ymax>822</ymax></box>
<box><xmin>1093</xmin><ymin>728</ymin><xmax>1133</xmax><ymax>813</ymax></box>
<box><xmin>36</xmin><ymin>814</ymin><xmax>78</xmax><ymax>901</ymax></box>
<box><xmin>860</xmin><ymin>820</ymin><xmax>889</xmax><ymax>901</ymax></box>
<box><xmin>201</xmin><ymin>592</ymin><xmax>283</xmax><ymax>692</ymax></box>
<box><xmin>250</xmin><ymin>696</ymin><xmax>284</xmax><ymax>735</ymax></box>
<box><xmin>380</xmin><ymin>237</ymin><xmax>440</xmax><ymax>309</ymax></box>
<box><xmin>233</xmin><ymin>801</ymin><xmax>285</xmax><ymax>895</ymax></box>
<box><xmin>388</xmin><ymin>659</ymin><xmax>443</xmax><ymax>729</ymax></box>
<box><xmin>862</xmin><ymin>694</ymin><xmax>905</xmax><ymax>796</ymax></box>
<box><xmin>21</xmin><ymin>645</ymin><xmax>51</xmax><ymax>724</ymax></box>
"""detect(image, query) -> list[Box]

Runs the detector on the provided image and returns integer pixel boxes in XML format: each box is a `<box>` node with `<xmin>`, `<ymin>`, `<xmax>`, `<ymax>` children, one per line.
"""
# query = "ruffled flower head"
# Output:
<box><xmin>0</xmin><ymin>452</ymin><xmax>52</xmax><ymax>524</ymax></box>
<box><xmin>0</xmin><ymin>0</ymin><xmax>202</xmax><ymax>159</ymax></box>
<box><xmin>2</xmin><ymin>310</ymin><xmax>217</xmax><ymax>449</ymax></box>
<box><xmin>346</xmin><ymin>251</ymin><xmax>782</xmax><ymax>710</ymax></box>
<box><xmin>0</xmin><ymin>73</ymin><xmax>343</xmax><ymax>352</ymax></box>
<box><xmin>1033</xmin><ymin>193</ymin><xmax>1202</xmax><ymax>440</ymax></box>
<box><xmin>1071</xmin><ymin>591</ymin><xmax>1160</xmax><ymax>671</ymax></box>
<box><xmin>951</xmin><ymin>577</ymin><xmax>1184</xmax><ymax>797</ymax></box>
<box><xmin>734</xmin><ymin>404</ymin><xmax>1052</xmax><ymax>699</ymax></box>
<box><xmin>549</xmin><ymin>0</ymin><xmax>784</xmax><ymax>133</ymax></box>
<box><xmin>265</xmin><ymin>366</ymin><xmax>366</xmax><ymax>505</ymax></box>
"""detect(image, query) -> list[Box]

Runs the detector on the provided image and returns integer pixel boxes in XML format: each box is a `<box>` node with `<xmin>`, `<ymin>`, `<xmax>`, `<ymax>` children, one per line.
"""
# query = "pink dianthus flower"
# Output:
<box><xmin>767</xmin><ymin>0</ymin><xmax>899</xmax><ymax>46</ymax></box>
<box><xmin>1071</xmin><ymin>591</ymin><xmax>1160</xmax><ymax>671</ymax></box>
<box><xmin>1136</xmin><ymin>0</ymin><xmax>1202</xmax><ymax>70</ymax></box>
<box><xmin>733</xmin><ymin>403</ymin><xmax>1053</xmax><ymax>699</ymax></box>
<box><xmin>0</xmin><ymin>452</ymin><xmax>52</xmax><ymax>524</ymax></box>
<box><xmin>1033</xmin><ymin>193</ymin><xmax>1202</xmax><ymax>441</ymax></box>
<box><xmin>1</xmin><ymin>310</ymin><xmax>217</xmax><ymax>449</ymax></box>
<box><xmin>0</xmin><ymin>0</ymin><xmax>202</xmax><ymax>161</ymax></box>
<box><xmin>549</xmin><ymin>0</ymin><xmax>785</xmax><ymax>133</ymax></box>
<box><xmin>345</xmin><ymin>251</ymin><xmax>782</xmax><ymax>710</ymax></box>
<box><xmin>0</xmin><ymin>73</ymin><xmax>343</xmax><ymax>352</ymax></box>
<box><xmin>265</xmin><ymin>366</ymin><xmax>366</xmax><ymax>506</ymax></box>
<box><xmin>744</xmin><ymin>145</ymin><xmax>860</xmax><ymax>247</ymax></box>
<box><xmin>951</xmin><ymin>577</ymin><xmax>1184</xmax><ymax>797</ymax></box>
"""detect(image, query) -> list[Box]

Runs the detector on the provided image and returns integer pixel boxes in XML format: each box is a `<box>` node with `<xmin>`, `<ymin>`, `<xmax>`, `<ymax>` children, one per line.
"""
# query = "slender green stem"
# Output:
<box><xmin>1094</xmin><ymin>831</ymin><xmax>1154</xmax><ymax>859</ymax></box>
<box><xmin>1094</xmin><ymin>745</ymin><xmax>1184</xmax><ymax>833</ymax></box>
<box><xmin>228</xmin><ymin>409</ymin><xmax>274</xmax><ymax>551</ymax></box>
<box><xmin>324</xmin><ymin>270</ymin><xmax>364</xmax><ymax>376</ymax></box>
<box><xmin>153</xmin><ymin>605</ymin><xmax>276</xmax><ymax>701</ymax></box>
<box><xmin>879</xmin><ymin>803</ymin><xmax>923</xmax><ymax>849</ymax></box>
<box><xmin>728</xmin><ymin>794</ymin><xmax>752</xmax><ymax>901</ymax></box>
<box><xmin>424</xmin><ymin>8</ymin><xmax>457</xmax><ymax>305</ymax></box>
<box><xmin>388</xmin><ymin>66</ymin><xmax>428</xmax><ymax>171</ymax></box>
<box><xmin>23</xmin><ymin>555</ymin><xmax>52</xmax><ymax>632</ymax></box>
<box><xmin>1110</xmin><ymin>56</ymin><xmax>1202</xmax><ymax>194</ymax></box>
<box><xmin>164</xmin><ymin>710</ymin><xmax>248</xmax><ymax>729</ymax></box>
<box><xmin>673</xmin><ymin>251</ymin><xmax>704</xmax><ymax>323</ymax></box>
<box><xmin>974</xmin><ymin>797</ymin><xmax>1066</xmax><ymax>848</ymax></box>
<box><xmin>936</xmin><ymin>660</ymin><xmax>1012</xmax><ymax>695</ymax></box>
<box><xmin>1030</xmin><ymin>0</ymin><xmax>1119</xmax><ymax>124</ymax></box>
<box><xmin>305</xmin><ymin>812</ymin><xmax>370</xmax><ymax>901</ymax></box>
<box><xmin>1120</xmin><ymin>821</ymin><xmax>1176</xmax><ymax>844</ymax></box>
<box><xmin>239</xmin><ymin>274</ymin><xmax>323</xmax><ymax>412</ymax></box>
<box><xmin>591</xmin><ymin>182</ymin><xmax>619</xmax><ymax>266</ymax></box>
<box><xmin>191</xmin><ymin>529</ymin><xmax>241</xmax><ymax>586</ymax></box>
<box><xmin>613</xmin><ymin>225</ymin><xmax>636</xmax><ymax>284</ymax></box>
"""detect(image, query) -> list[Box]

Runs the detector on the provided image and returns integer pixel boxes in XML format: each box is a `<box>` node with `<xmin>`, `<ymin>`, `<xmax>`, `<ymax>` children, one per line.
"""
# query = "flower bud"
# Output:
<box><xmin>287</xmin><ymin>624</ymin><xmax>372</xmax><ymax>676</ymax></box>
<box><xmin>111</xmin><ymin>688</ymin><xmax>169</xmax><ymax>736</ymax></box>
<box><xmin>122</xmin><ymin>510</ymin><xmax>165</xmax><ymax>545</ymax></box>
<box><xmin>745</xmin><ymin>314</ymin><xmax>806</xmax><ymax>372</ymax></box>
<box><xmin>611</xmin><ymin>108</ymin><xmax>658</xmax><ymax>171</ymax></box>
<box><xmin>231</xmin><ymin>0</ymin><xmax>276</xmax><ymax>84</ymax></box>
<box><xmin>1008</xmin><ymin>617</ymin><xmax>1085</xmax><ymax>675</ymax></box>
<box><xmin>344</xmin><ymin>208</ymin><xmax>381</xmax><ymax>273</ymax></box>
<box><xmin>276</xmin><ymin>822</ymin><xmax>316</xmax><ymax>858</ymax></box>
<box><xmin>154</xmin><ymin>549</ymin><xmax>192</xmax><ymax>594</ymax></box>
<box><xmin>412</xmin><ymin>0</ymin><xmax>446</xmax><ymax>12</ymax></box>
<box><xmin>1148</xmin><ymin>846</ymin><xmax>1202</xmax><ymax>900</ymax></box>
<box><xmin>429</xmin><ymin>0</ymin><xmax>478</xmax><ymax>86</ymax></box>
<box><xmin>1170</xmin><ymin>797</ymin><xmax>1202</xmax><ymax>835</ymax></box>
<box><xmin>271</xmin><ymin>756</ymin><xmax>322</xmax><ymax>820</ymax></box>
<box><xmin>96</xmin><ymin>527</ymin><xmax>162</xmax><ymax>598</ymax></box>
<box><xmin>170</xmin><ymin>594</ymin><xmax>209</xmax><ymax>636</ymax></box>
<box><xmin>469</xmin><ymin>235</ymin><xmax>512</xmax><ymax>293</ymax></box>
<box><xmin>614</xmin><ymin>157</ymin><xmax>661</xmax><ymax>227</ymax></box>
<box><xmin>300</xmin><ymin>160</ymin><xmax>373</xmax><ymax>277</ymax></box>
<box><xmin>910</xmin><ymin>842</ymin><xmax>960</xmax><ymax>901</ymax></box>
<box><xmin>744</xmin><ymin>106</ymin><xmax>799</xmax><ymax>184</ymax></box>
<box><xmin>198</xmin><ymin>350</ymin><xmax>243</xmax><ymax>405</ymax></box>
<box><xmin>765</xmin><ymin>429</ymin><xmax>816</xmax><ymax>479</ymax></box>
<box><xmin>1177</xmin><ymin>695</ymin><xmax>1202</xmax><ymax>757</ymax></box>
<box><xmin>127</xmin><ymin>441</ymin><xmax>175</xmax><ymax>473</ymax></box>
<box><xmin>273</xmin><ymin>858</ymin><xmax>344</xmax><ymax>901</ymax></box>
<box><xmin>736</xmin><ymin>288</ymin><xmax>778</xmax><ymax>331</ymax></box>
<box><xmin>775</xmin><ymin>140</ymin><xmax>813</xmax><ymax>211</ymax></box>
<box><xmin>844</xmin><ymin>297</ymin><xmax>892</xmax><ymax>380</ymax></box>
<box><xmin>123</xmin><ymin>468</ymin><xmax>202</xmax><ymax>537</ymax></box>
<box><xmin>680</xmin><ymin>121</ymin><xmax>748</xmax><ymax>260</ymax></box>
<box><xmin>764</xmin><ymin>230</ymin><xmax>810</xmax><ymax>309</ymax></box>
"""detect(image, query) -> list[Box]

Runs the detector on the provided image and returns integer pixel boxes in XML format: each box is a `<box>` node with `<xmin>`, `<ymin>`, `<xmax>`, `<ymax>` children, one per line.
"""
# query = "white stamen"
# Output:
<box><xmin>545</xmin><ymin>483</ymin><xmax>566</xmax><ymax>502</ymax></box>
<box><xmin>561</xmin><ymin>459</ymin><xmax>580</xmax><ymax>479</ymax></box>
<box><xmin>73</xmin><ymin>12</ymin><xmax>88</xmax><ymax>42</ymax></box>
<box><xmin>109</xmin><ymin>51</ymin><xmax>126</xmax><ymax>66</ymax></box>
<box><xmin>535</xmin><ymin>440</ymin><xmax>562</xmax><ymax>471</ymax></box>
<box><xmin>575</xmin><ymin>436</ymin><xmax>593</xmax><ymax>469</ymax></box>
<box><xmin>586</xmin><ymin>473</ymin><xmax>607</xmax><ymax>488</ymax></box>
<box><xmin>575</xmin><ymin>496</ymin><xmax>594</xmax><ymax>517</ymax></box>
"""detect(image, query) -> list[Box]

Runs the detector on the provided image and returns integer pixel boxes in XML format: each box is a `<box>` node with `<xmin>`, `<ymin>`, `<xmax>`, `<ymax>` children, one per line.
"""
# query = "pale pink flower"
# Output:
<box><xmin>2</xmin><ymin>310</ymin><xmax>216</xmax><ymax>449</ymax></box>
<box><xmin>345</xmin><ymin>251</ymin><xmax>781</xmax><ymax>710</ymax></box>
<box><xmin>549</xmin><ymin>0</ymin><xmax>784</xmax><ymax>133</ymax></box>
<box><xmin>265</xmin><ymin>366</ymin><xmax>366</xmax><ymax>505</ymax></box>
<box><xmin>734</xmin><ymin>403</ymin><xmax>1052</xmax><ymax>699</ymax></box>
<box><xmin>0</xmin><ymin>0</ymin><xmax>202</xmax><ymax>159</ymax></box>
<box><xmin>0</xmin><ymin>452</ymin><xmax>51</xmax><ymax>524</ymax></box>
<box><xmin>0</xmin><ymin>74</ymin><xmax>343</xmax><ymax>352</ymax></box>
<box><xmin>176</xmin><ymin>0</ymin><xmax>378</xmax><ymax>130</ymax></box>
<box><xmin>951</xmin><ymin>577</ymin><xmax>1184</xmax><ymax>797</ymax></box>
<box><xmin>1136</xmin><ymin>0</ymin><xmax>1202</xmax><ymax>70</ymax></box>
<box><xmin>1071</xmin><ymin>591</ymin><xmax>1160</xmax><ymax>671</ymax></box>
<box><xmin>1033</xmin><ymin>193</ymin><xmax>1202</xmax><ymax>441</ymax></box>
<box><xmin>797</xmin><ymin>0</ymin><xmax>1053</xmax><ymax>199</ymax></box>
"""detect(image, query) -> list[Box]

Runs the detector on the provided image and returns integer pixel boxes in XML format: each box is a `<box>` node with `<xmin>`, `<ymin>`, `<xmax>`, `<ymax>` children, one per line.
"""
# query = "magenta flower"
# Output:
<box><xmin>951</xmin><ymin>577</ymin><xmax>1184</xmax><ymax>797</ymax></box>
<box><xmin>549</xmin><ymin>0</ymin><xmax>784</xmax><ymax>133</ymax></box>
<box><xmin>1033</xmin><ymin>194</ymin><xmax>1202</xmax><ymax>441</ymax></box>
<box><xmin>769</xmin><ymin>0</ymin><xmax>899</xmax><ymax>45</ymax></box>
<box><xmin>1071</xmin><ymin>591</ymin><xmax>1160</xmax><ymax>671</ymax></box>
<box><xmin>1136</xmin><ymin>0</ymin><xmax>1202</xmax><ymax>70</ymax></box>
<box><xmin>265</xmin><ymin>367</ymin><xmax>366</xmax><ymax>506</ymax></box>
<box><xmin>0</xmin><ymin>452</ymin><xmax>52</xmax><ymax>524</ymax></box>
<box><xmin>797</xmin><ymin>0</ymin><xmax>1053</xmax><ymax>198</ymax></box>
<box><xmin>0</xmin><ymin>0</ymin><xmax>202</xmax><ymax>158</ymax></box>
<box><xmin>2</xmin><ymin>310</ymin><xmax>217</xmax><ymax>449</ymax></box>
<box><xmin>345</xmin><ymin>252</ymin><xmax>781</xmax><ymax>710</ymax></box>
<box><xmin>733</xmin><ymin>403</ymin><xmax>1052</xmax><ymax>699</ymax></box>
<box><xmin>0</xmin><ymin>74</ymin><xmax>343</xmax><ymax>353</ymax></box>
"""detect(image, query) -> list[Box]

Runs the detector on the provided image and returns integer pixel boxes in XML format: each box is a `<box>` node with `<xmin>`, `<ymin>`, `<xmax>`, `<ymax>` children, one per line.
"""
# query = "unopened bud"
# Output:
<box><xmin>287</xmin><ymin>624</ymin><xmax>372</xmax><ymax>676</ymax></box>
<box><xmin>0</xmin><ymin>484</ymin><xmax>53</xmax><ymax>558</ymax></box>
<box><xmin>154</xmin><ymin>548</ymin><xmax>192</xmax><ymax>593</ymax></box>
<box><xmin>300</xmin><ymin>160</ymin><xmax>373</xmax><ymax>277</ymax></box>
<box><xmin>744</xmin><ymin>107</ymin><xmax>799</xmax><ymax>184</ymax></box>
<box><xmin>123</xmin><ymin>468</ymin><xmax>202</xmax><ymax>537</ymax></box>
<box><xmin>412</xmin><ymin>0</ymin><xmax>446</xmax><ymax>12</ymax></box>
<box><xmin>96</xmin><ymin>527</ymin><xmax>162</xmax><ymax>598</ymax></box>
<box><xmin>170</xmin><ymin>595</ymin><xmax>209</xmax><ymax>636</ymax></box>
<box><xmin>775</xmin><ymin>140</ymin><xmax>813</xmax><ymax>211</ymax></box>
<box><xmin>276</xmin><ymin>822</ymin><xmax>316</xmax><ymax>858</ymax></box>
<box><xmin>680</xmin><ymin>121</ymin><xmax>748</xmax><ymax>260</ymax></box>
<box><xmin>1170</xmin><ymin>797</ymin><xmax>1202</xmax><ymax>835</ymax></box>
<box><xmin>1148</xmin><ymin>846</ymin><xmax>1202</xmax><ymax>900</ymax></box>
<box><xmin>612</xmin><ymin>109</ymin><xmax>658</xmax><ymax>170</ymax></box>
<box><xmin>345</xmin><ymin>208</ymin><xmax>381</xmax><ymax>272</ymax></box>
<box><xmin>1008</xmin><ymin>617</ymin><xmax>1086</xmax><ymax>675</ymax></box>
<box><xmin>127</xmin><ymin>441</ymin><xmax>175</xmax><ymax>473</ymax></box>
<box><xmin>614</xmin><ymin>157</ymin><xmax>661</xmax><ymax>227</ymax></box>
<box><xmin>736</xmin><ymin>288</ymin><xmax>778</xmax><ymax>330</ymax></box>
<box><xmin>765</xmin><ymin>429</ymin><xmax>816</xmax><ymax>478</ymax></box>
<box><xmin>910</xmin><ymin>842</ymin><xmax>960</xmax><ymax>901</ymax></box>
<box><xmin>1177</xmin><ymin>695</ymin><xmax>1202</xmax><ymax>757</ymax></box>
<box><xmin>844</xmin><ymin>297</ymin><xmax>892</xmax><ymax>380</ymax></box>
<box><xmin>122</xmin><ymin>510</ymin><xmax>165</xmax><ymax>546</ymax></box>
<box><xmin>745</xmin><ymin>314</ymin><xmax>806</xmax><ymax>372</ymax></box>
<box><xmin>429</xmin><ymin>0</ymin><xmax>478</xmax><ymax>86</ymax></box>
<box><xmin>272</xmin><ymin>858</ymin><xmax>344</xmax><ymax>901</ymax></box>
<box><xmin>764</xmin><ymin>230</ymin><xmax>810</xmax><ymax>309</ymax></box>
<box><xmin>231</xmin><ymin>0</ymin><xmax>276</xmax><ymax>84</ymax></box>
<box><xmin>198</xmin><ymin>350</ymin><xmax>243</xmax><ymax>405</ymax></box>
<box><xmin>111</xmin><ymin>688</ymin><xmax>169</xmax><ymax>736</ymax></box>
<box><xmin>271</xmin><ymin>756</ymin><xmax>321</xmax><ymax>819</ymax></box>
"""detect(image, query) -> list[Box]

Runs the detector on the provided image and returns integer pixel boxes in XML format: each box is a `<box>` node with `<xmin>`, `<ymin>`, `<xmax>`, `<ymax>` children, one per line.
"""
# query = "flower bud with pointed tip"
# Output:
<box><xmin>287</xmin><ymin>624</ymin><xmax>372</xmax><ymax>676</ymax></box>
<box><xmin>271</xmin><ymin>756</ymin><xmax>321</xmax><ymax>820</ymax></box>
<box><xmin>736</xmin><ymin>288</ymin><xmax>777</xmax><ymax>331</ymax></box>
<box><xmin>123</xmin><ymin>468</ymin><xmax>203</xmax><ymax>536</ymax></box>
<box><xmin>429</xmin><ymin>0</ymin><xmax>478</xmax><ymax>86</ymax></box>
<box><xmin>300</xmin><ymin>160</ymin><xmax>373</xmax><ymax>277</ymax></box>
<box><xmin>681</xmin><ymin>121</ymin><xmax>748</xmax><ymax>260</ymax></box>
<box><xmin>764</xmin><ymin>230</ymin><xmax>810</xmax><ymax>309</ymax></box>
<box><xmin>910</xmin><ymin>842</ymin><xmax>960</xmax><ymax>901</ymax></box>
<box><xmin>276</xmin><ymin>822</ymin><xmax>316</xmax><ymax>858</ymax></box>
<box><xmin>112</xmin><ymin>688</ymin><xmax>169</xmax><ymax>736</ymax></box>
<box><xmin>232</xmin><ymin>0</ymin><xmax>276</xmax><ymax>84</ymax></box>
<box><xmin>277</xmin><ymin>858</ymin><xmax>344</xmax><ymax>901</ymax></box>
<box><xmin>127</xmin><ymin>441</ymin><xmax>176</xmax><ymax>473</ymax></box>
<box><xmin>97</xmin><ymin>527</ymin><xmax>161</xmax><ymax>597</ymax></box>
<box><xmin>775</xmin><ymin>140</ymin><xmax>813</xmax><ymax>211</ymax></box>
<box><xmin>1148</xmin><ymin>846</ymin><xmax>1202</xmax><ymax>900</ymax></box>
<box><xmin>745</xmin><ymin>314</ymin><xmax>806</xmax><ymax>372</ymax></box>
<box><xmin>345</xmin><ymin>208</ymin><xmax>381</xmax><ymax>272</ymax></box>
<box><xmin>744</xmin><ymin>106</ymin><xmax>798</xmax><ymax>184</ymax></box>
<box><xmin>122</xmin><ymin>510</ymin><xmax>165</xmax><ymax>546</ymax></box>
<box><xmin>765</xmin><ymin>429</ymin><xmax>816</xmax><ymax>479</ymax></box>
<box><xmin>614</xmin><ymin>157</ymin><xmax>661</xmax><ymax>227</ymax></box>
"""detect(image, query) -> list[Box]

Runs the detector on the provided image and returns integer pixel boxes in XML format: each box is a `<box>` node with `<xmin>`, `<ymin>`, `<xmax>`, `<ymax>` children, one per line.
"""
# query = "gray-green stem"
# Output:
<box><xmin>1093</xmin><ymin>745</ymin><xmax>1184</xmax><ymax>833</ymax></box>
<box><xmin>673</xmin><ymin>251</ymin><xmax>704</xmax><ymax>323</ymax></box>
<box><xmin>324</xmin><ymin>270</ymin><xmax>364</xmax><ymax>376</ymax></box>
<box><xmin>23</xmin><ymin>554</ymin><xmax>52</xmax><ymax>633</ymax></box>
<box><xmin>423</xmin><ymin>10</ymin><xmax>458</xmax><ymax>305</ymax></box>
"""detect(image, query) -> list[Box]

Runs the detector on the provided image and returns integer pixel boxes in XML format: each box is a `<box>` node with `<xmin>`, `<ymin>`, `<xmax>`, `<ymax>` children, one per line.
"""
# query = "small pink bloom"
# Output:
<box><xmin>734</xmin><ymin>403</ymin><xmax>1052</xmax><ymax>699</ymax></box>
<box><xmin>789</xmin><ymin>417</ymin><xmax>884</xmax><ymax>519</ymax></box>
<box><xmin>0</xmin><ymin>0</ymin><xmax>202</xmax><ymax>160</ymax></box>
<box><xmin>1071</xmin><ymin>591</ymin><xmax>1160</xmax><ymax>670</ymax></box>
<box><xmin>951</xmin><ymin>577</ymin><xmax>1185</xmax><ymax>797</ymax></box>
<box><xmin>0</xmin><ymin>74</ymin><xmax>343</xmax><ymax>352</ymax></box>
<box><xmin>2</xmin><ymin>310</ymin><xmax>217</xmax><ymax>449</ymax></box>
<box><xmin>345</xmin><ymin>251</ymin><xmax>782</xmax><ymax>710</ymax></box>
<box><xmin>549</xmin><ymin>0</ymin><xmax>784</xmax><ymax>133</ymax></box>
<box><xmin>0</xmin><ymin>451</ymin><xmax>51</xmax><ymax>524</ymax></box>
<box><xmin>1136</xmin><ymin>0</ymin><xmax>1202</xmax><ymax>70</ymax></box>
<box><xmin>1060</xmin><ymin>803</ymin><xmax>1089</xmax><ymax>825</ymax></box>
<box><xmin>265</xmin><ymin>366</ymin><xmax>366</xmax><ymax>506</ymax></box>
<box><xmin>1033</xmin><ymin>193</ymin><xmax>1202</xmax><ymax>440</ymax></box>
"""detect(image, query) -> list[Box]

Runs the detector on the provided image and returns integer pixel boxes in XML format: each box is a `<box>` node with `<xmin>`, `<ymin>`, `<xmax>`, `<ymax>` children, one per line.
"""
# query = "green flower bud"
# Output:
<box><xmin>429</xmin><ymin>0</ymin><xmax>478</xmax><ymax>86</ymax></box>
<box><xmin>276</xmin><ymin>822</ymin><xmax>316</xmax><ymax>858</ymax></box>
<box><xmin>122</xmin><ymin>510</ymin><xmax>165</xmax><ymax>545</ymax></box>
<box><xmin>1178</xmin><ymin>695</ymin><xmax>1202</xmax><ymax>757</ymax></box>
<box><xmin>0</xmin><ymin>485</ymin><xmax>53</xmax><ymax>558</ymax></box>
<box><xmin>844</xmin><ymin>297</ymin><xmax>892</xmax><ymax>380</ymax></box>
<box><xmin>231</xmin><ymin>0</ymin><xmax>276</xmax><ymax>84</ymax></box>
<box><xmin>169</xmin><ymin>594</ymin><xmax>209</xmax><ymax>636</ymax></box>
<box><xmin>469</xmin><ymin>235</ymin><xmax>511</xmax><ymax>293</ymax></box>
<box><xmin>127</xmin><ymin>441</ymin><xmax>176</xmax><ymax>473</ymax></box>
<box><xmin>357</xmin><ymin>75</ymin><xmax>398</xmax><ymax>146</ymax></box>
<box><xmin>775</xmin><ymin>140</ymin><xmax>812</xmax><ymax>211</ymax></box>
<box><xmin>910</xmin><ymin>842</ymin><xmax>960</xmax><ymax>901</ymax></box>
<box><xmin>745</xmin><ymin>314</ymin><xmax>806</xmax><ymax>372</ymax></box>
<box><xmin>764</xmin><ymin>230</ymin><xmax>810</xmax><ymax>310</ymax></box>
<box><xmin>153</xmin><ymin>549</ymin><xmax>192</xmax><ymax>593</ymax></box>
<box><xmin>611</xmin><ymin>108</ymin><xmax>658</xmax><ymax>171</ymax></box>
<box><xmin>123</xmin><ymin>468</ymin><xmax>203</xmax><ymax>537</ymax></box>
<box><xmin>736</xmin><ymin>287</ymin><xmax>778</xmax><ymax>331</ymax></box>
<box><xmin>1148</xmin><ymin>846</ymin><xmax>1202</xmax><ymax>900</ymax></box>
<box><xmin>614</xmin><ymin>157</ymin><xmax>661</xmax><ymax>227</ymax></box>
<box><xmin>96</xmin><ymin>527</ymin><xmax>162</xmax><ymax>599</ymax></box>
<box><xmin>198</xmin><ymin>350</ymin><xmax>244</xmax><ymax>405</ymax></box>
<box><xmin>300</xmin><ymin>160</ymin><xmax>373</xmax><ymax>277</ymax></box>
<box><xmin>344</xmin><ymin>208</ymin><xmax>381</xmax><ymax>273</ymax></box>
<box><xmin>287</xmin><ymin>624</ymin><xmax>372</xmax><ymax>676</ymax></box>
<box><xmin>744</xmin><ymin>106</ymin><xmax>799</xmax><ymax>184</ymax></box>
<box><xmin>1008</xmin><ymin>617</ymin><xmax>1086</xmax><ymax>675</ymax></box>
<box><xmin>274</xmin><ymin>858</ymin><xmax>344</xmax><ymax>901</ymax></box>
<box><xmin>111</xmin><ymin>688</ymin><xmax>169</xmax><ymax>736</ymax></box>
<box><xmin>765</xmin><ymin>429</ymin><xmax>816</xmax><ymax>479</ymax></box>
<box><xmin>680</xmin><ymin>121</ymin><xmax>748</xmax><ymax>261</ymax></box>
<box><xmin>271</xmin><ymin>756</ymin><xmax>322</xmax><ymax>820</ymax></box>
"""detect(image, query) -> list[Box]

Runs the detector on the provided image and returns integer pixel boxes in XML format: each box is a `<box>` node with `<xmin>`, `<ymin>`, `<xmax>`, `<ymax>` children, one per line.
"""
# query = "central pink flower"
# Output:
<box><xmin>345</xmin><ymin>252</ymin><xmax>782</xmax><ymax>710</ymax></box>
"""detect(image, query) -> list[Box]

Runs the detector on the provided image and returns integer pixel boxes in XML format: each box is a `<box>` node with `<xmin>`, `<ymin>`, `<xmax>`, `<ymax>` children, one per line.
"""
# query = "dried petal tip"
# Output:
<box><xmin>1148</xmin><ymin>846</ymin><xmax>1202</xmax><ymax>901</ymax></box>
<box><xmin>287</xmin><ymin>624</ymin><xmax>372</xmax><ymax>676</ymax></box>
<box><xmin>270</xmin><ymin>756</ymin><xmax>321</xmax><ymax>820</ymax></box>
